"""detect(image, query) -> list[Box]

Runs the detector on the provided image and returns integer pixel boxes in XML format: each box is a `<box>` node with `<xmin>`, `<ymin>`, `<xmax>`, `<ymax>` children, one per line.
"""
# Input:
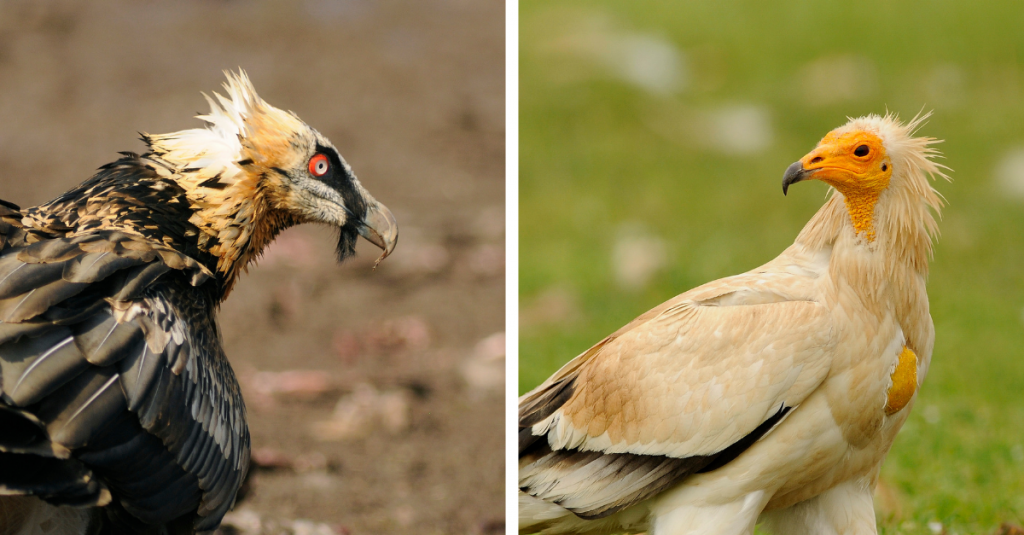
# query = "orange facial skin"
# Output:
<box><xmin>793</xmin><ymin>130</ymin><xmax>893</xmax><ymax>241</ymax></box>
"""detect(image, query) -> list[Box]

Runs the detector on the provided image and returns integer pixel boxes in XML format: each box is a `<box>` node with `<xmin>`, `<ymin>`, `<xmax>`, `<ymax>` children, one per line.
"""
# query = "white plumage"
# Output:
<box><xmin>519</xmin><ymin>114</ymin><xmax>946</xmax><ymax>535</ymax></box>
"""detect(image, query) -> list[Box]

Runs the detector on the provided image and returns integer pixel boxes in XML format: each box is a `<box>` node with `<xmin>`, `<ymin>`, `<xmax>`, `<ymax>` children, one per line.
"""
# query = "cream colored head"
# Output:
<box><xmin>783</xmin><ymin>113</ymin><xmax>947</xmax><ymax>244</ymax></box>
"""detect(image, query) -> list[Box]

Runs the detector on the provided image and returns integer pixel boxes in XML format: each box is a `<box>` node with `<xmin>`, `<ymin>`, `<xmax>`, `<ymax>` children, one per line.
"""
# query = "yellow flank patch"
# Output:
<box><xmin>885</xmin><ymin>346</ymin><xmax>917</xmax><ymax>415</ymax></box>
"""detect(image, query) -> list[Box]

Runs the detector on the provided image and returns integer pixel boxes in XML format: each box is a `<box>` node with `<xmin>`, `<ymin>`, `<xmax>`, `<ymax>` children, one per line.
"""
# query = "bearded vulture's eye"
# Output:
<box><xmin>309</xmin><ymin>153</ymin><xmax>330</xmax><ymax>177</ymax></box>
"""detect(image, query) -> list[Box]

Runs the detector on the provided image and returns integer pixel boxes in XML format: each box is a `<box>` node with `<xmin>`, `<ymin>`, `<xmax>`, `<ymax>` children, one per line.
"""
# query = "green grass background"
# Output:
<box><xmin>519</xmin><ymin>1</ymin><xmax>1024</xmax><ymax>533</ymax></box>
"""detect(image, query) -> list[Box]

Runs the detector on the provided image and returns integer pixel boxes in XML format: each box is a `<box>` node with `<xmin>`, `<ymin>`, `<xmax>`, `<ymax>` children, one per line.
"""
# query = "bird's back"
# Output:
<box><xmin>0</xmin><ymin>155</ymin><xmax>249</xmax><ymax>534</ymax></box>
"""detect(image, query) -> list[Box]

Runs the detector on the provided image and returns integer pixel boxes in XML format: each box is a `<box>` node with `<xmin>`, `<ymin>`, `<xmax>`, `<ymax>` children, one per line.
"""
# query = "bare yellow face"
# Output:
<box><xmin>783</xmin><ymin>129</ymin><xmax>892</xmax><ymax>241</ymax></box>
<box><xmin>799</xmin><ymin>130</ymin><xmax>892</xmax><ymax>195</ymax></box>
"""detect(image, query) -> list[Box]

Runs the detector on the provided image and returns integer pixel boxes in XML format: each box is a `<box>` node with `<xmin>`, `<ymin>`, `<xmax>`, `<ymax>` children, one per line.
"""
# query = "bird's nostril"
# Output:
<box><xmin>810</xmin><ymin>157</ymin><xmax>823</xmax><ymax>164</ymax></box>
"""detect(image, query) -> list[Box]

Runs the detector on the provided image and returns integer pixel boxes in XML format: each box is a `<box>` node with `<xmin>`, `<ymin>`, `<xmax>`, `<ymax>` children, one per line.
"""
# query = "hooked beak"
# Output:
<box><xmin>782</xmin><ymin>161</ymin><xmax>810</xmax><ymax>196</ymax></box>
<box><xmin>358</xmin><ymin>201</ymin><xmax>398</xmax><ymax>267</ymax></box>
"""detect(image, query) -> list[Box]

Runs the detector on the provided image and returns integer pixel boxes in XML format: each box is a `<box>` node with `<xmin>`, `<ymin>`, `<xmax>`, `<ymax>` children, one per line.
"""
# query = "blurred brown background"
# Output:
<box><xmin>0</xmin><ymin>1</ymin><xmax>505</xmax><ymax>534</ymax></box>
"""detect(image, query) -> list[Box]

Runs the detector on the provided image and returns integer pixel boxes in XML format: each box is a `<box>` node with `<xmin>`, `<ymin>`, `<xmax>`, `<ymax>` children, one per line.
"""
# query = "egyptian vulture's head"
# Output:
<box><xmin>782</xmin><ymin>113</ymin><xmax>944</xmax><ymax>242</ymax></box>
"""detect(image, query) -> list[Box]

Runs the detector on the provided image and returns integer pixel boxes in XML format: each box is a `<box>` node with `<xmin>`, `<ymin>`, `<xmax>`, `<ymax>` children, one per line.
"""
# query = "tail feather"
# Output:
<box><xmin>0</xmin><ymin>495</ymin><xmax>96</xmax><ymax>535</ymax></box>
<box><xmin>0</xmin><ymin>452</ymin><xmax>109</xmax><ymax>508</ymax></box>
<box><xmin>0</xmin><ymin>405</ymin><xmax>54</xmax><ymax>457</ymax></box>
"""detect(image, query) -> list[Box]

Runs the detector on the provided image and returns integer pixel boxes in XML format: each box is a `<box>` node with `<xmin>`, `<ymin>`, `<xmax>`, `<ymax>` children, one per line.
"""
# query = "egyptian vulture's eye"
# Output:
<box><xmin>308</xmin><ymin>154</ymin><xmax>330</xmax><ymax>177</ymax></box>
<box><xmin>854</xmin><ymin>145</ymin><xmax>870</xmax><ymax>157</ymax></box>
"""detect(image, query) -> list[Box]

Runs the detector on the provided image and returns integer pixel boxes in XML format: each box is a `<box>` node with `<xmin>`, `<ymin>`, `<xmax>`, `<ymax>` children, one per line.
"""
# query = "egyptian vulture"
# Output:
<box><xmin>0</xmin><ymin>72</ymin><xmax>397</xmax><ymax>534</ymax></box>
<box><xmin>519</xmin><ymin>114</ymin><xmax>945</xmax><ymax>535</ymax></box>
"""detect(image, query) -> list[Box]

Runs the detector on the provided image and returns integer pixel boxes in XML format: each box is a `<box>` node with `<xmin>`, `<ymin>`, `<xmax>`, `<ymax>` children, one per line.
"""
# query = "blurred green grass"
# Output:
<box><xmin>519</xmin><ymin>1</ymin><xmax>1024</xmax><ymax>533</ymax></box>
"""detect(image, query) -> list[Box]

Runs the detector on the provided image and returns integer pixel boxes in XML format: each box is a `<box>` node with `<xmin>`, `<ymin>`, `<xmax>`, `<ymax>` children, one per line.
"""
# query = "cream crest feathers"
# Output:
<box><xmin>147</xmin><ymin>70</ymin><xmax>307</xmax><ymax>184</ymax></box>
<box><xmin>797</xmin><ymin>112</ymin><xmax>949</xmax><ymax>273</ymax></box>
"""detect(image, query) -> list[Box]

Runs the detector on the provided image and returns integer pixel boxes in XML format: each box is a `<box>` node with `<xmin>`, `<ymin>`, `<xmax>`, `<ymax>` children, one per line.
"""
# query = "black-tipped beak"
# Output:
<box><xmin>782</xmin><ymin>161</ymin><xmax>810</xmax><ymax>196</ymax></box>
<box><xmin>358</xmin><ymin>202</ymin><xmax>398</xmax><ymax>266</ymax></box>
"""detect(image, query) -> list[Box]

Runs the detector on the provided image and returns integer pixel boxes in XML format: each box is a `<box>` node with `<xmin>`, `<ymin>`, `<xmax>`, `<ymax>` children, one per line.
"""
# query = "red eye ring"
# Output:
<box><xmin>308</xmin><ymin>154</ymin><xmax>330</xmax><ymax>177</ymax></box>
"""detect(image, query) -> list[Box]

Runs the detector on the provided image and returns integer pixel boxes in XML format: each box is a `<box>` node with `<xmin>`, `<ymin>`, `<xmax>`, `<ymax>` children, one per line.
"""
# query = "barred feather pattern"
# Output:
<box><xmin>0</xmin><ymin>216</ymin><xmax>248</xmax><ymax>532</ymax></box>
<box><xmin>0</xmin><ymin>70</ymin><xmax>392</xmax><ymax>534</ymax></box>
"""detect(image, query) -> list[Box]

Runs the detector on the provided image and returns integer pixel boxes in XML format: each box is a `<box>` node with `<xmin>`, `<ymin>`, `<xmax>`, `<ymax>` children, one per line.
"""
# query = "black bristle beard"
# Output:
<box><xmin>336</xmin><ymin>224</ymin><xmax>359</xmax><ymax>262</ymax></box>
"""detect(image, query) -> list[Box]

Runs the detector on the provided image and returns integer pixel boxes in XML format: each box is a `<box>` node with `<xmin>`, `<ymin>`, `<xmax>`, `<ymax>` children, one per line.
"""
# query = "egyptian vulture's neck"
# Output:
<box><xmin>839</xmin><ymin>187</ymin><xmax>881</xmax><ymax>242</ymax></box>
<box><xmin>797</xmin><ymin>175</ymin><xmax>936</xmax><ymax>278</ymax></box>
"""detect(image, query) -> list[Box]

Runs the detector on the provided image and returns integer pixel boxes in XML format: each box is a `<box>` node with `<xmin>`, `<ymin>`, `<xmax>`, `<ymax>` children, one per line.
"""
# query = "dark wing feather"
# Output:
<box><xmin>519</xmin><ymin>367</ymin><xmax>792</xmax><ymax>519</ymax></box>
<box><xmin>0</xmin><ymin>404</ymin><xmax>60</xmax><ymax>457</ymax></box>
<box><xmin>0</xmin><ymin>451</ymin><xmax>110</xmax><ymax>507</ymax></box>
<box><xmin>114</xmin><ymin>290</ymin><xmax>249</xmax><ymax>528</ymax></box>
<box><xmin>519</xmin><ymin>443</ymin><xmax>710</xmax><ymax>520</ymax></box>
<box><xmin>0</xmin><ymin>230</ymin><xmax>246</xmax><ymax>532</ymax></box>
<box><xmin>0</xmin><ymin>326</ymin><xmax>90</xmax><ymax>406</ymax></box>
